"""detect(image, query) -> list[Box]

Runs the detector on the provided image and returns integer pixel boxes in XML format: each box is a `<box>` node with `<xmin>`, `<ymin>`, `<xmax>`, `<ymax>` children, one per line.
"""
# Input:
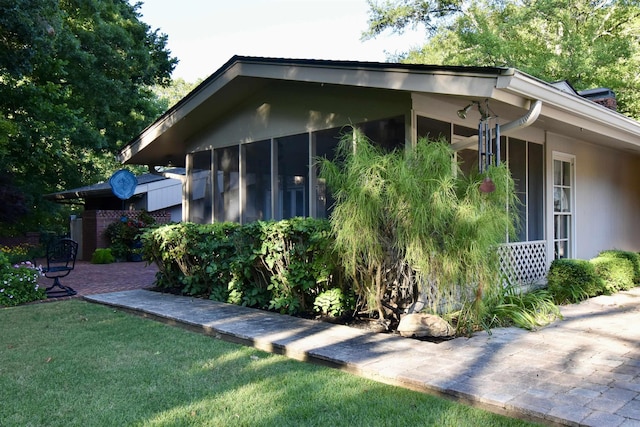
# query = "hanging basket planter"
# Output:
<box><xmin>479</xmin><ymin>177</ymin><xmax>496</xmax><ymax>193</ymax></box>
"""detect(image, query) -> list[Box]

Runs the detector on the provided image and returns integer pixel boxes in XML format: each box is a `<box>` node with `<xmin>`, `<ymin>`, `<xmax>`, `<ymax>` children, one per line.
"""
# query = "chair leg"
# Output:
<box><xmin>45</xmin><ymin>277</ymin><xmax>77</xmax><ymax>298</ymax></box>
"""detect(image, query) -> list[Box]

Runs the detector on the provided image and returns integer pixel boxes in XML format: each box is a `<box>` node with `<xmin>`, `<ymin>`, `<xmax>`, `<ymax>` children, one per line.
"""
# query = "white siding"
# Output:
<box><xmin>547</xmin><ymin>132</ymin><xmax>640</xmax><ymax>259</ymax></box>
<box><xmin>144</xmin><ymin>179</ymin><xmax>183</xmax><ymax>213</ymax></box>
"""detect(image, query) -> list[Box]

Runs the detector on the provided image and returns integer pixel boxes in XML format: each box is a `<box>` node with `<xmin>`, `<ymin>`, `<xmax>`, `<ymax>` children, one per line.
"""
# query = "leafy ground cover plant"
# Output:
<box><xmin>0</xmin><ymin>253</ymin><xmax>45</xmax><ymax>307</ymax></box>
<box><xmin>483</xmin><ymin>283</ymin><xmax>561</xmax><ymax>331</ymax></box>
<box><xmin>450</xmin><ymin>279</ymin><xmax>561</xmax><ymax>336</ymax></box>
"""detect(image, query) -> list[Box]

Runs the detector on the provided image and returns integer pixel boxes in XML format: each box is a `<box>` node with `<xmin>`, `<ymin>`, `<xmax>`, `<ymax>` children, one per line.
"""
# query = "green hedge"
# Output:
<box><xmin>142</xmin><ymin>218</ymin><xmax>350</xmax><ymax>316</ymax></box>
<box><xmin>547</xmin><ymin>259</ymin><xmax>603</xmax><ymax>304</ymax></box>
<box><xmin>590</xmin><ymin>254</ymin><xmax>635</xmax><ymax>293</ymax></box>
<box><xmin>597</xmin><ymin>250</ymin><xmax>640</xmax><ymax>285</ymax></box>
<box><xmin>547</xmin><ymin>251</ymin><xmax>639</xmax><ymax>304</ymax></box>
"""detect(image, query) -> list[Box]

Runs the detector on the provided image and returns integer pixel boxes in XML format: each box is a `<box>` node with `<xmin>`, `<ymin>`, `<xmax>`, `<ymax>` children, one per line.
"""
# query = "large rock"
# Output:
<box><xmin>397</xmin><ymin>313</ymin><xmax>455</xmax><ymax>338</ymax></box>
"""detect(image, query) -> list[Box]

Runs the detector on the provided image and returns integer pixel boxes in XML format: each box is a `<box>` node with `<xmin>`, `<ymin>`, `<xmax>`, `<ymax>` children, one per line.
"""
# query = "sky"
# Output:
<box><xmin>135</xmin><ymin>0</ymin><xmax>427</xmax><ymax>82</ymax></box>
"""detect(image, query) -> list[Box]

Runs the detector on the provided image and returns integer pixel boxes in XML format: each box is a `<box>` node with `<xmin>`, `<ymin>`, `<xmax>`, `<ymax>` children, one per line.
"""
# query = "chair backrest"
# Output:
<box><xmin>47</xmin><ymin>238</ymin><xmax>79</xmax><ymax>270</ymax></box>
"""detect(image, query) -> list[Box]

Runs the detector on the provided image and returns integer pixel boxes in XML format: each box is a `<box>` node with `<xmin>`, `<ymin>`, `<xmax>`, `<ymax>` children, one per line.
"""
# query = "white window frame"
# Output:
<box><xmin>551</xmin><ymin>152</ymin><xmax>576</xmax><ymax>259</ymax></box>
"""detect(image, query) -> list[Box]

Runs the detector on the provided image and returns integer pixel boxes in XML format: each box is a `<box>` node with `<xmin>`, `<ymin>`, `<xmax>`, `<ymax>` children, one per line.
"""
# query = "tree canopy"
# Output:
<box><xmin>0</xmin><ymin>0</ymin><xmax>176</xmax><ymax>234</ymax></box>
<box><xmin>364</xmin><ymin>0</ymin><xmax>640</xmax><ymax>118</ymax></box>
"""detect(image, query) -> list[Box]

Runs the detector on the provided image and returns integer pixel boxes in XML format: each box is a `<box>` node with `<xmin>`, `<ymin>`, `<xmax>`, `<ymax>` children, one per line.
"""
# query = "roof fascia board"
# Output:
<box><xmin>498</xmin><ymin>72</ymin><xmax>640</xmax><ymax>145</ymax></box>
<box><xmin>118</xmin><ymin>64</ymin><xmax>242</xmax><ymax>163</ymax></box>
<box><xmin>237</xmin><ymin>60</ymin><xmax>501</xmax><ymax>96</ymax></box>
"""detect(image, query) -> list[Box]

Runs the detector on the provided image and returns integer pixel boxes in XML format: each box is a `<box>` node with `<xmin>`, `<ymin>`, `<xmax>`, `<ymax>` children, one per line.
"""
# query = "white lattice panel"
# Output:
<box><xmin>497</xmin><ymin>241</ymin><xmax>547</xmax><ymax>287</ymax></box>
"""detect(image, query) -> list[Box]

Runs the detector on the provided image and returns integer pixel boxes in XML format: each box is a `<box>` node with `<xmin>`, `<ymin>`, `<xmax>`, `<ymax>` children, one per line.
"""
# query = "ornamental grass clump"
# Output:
<box><xmin>318</xmin><ymin>130</ymin><xmax>518</xmax><ymax>328</ymax></box>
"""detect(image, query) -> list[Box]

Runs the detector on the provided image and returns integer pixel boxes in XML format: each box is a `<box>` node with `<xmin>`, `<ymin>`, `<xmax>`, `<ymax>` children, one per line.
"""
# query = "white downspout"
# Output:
<box><xmin>451</xmin><ymin>100</ymin><xmax>542</xmax><ymax>151</ymax></box>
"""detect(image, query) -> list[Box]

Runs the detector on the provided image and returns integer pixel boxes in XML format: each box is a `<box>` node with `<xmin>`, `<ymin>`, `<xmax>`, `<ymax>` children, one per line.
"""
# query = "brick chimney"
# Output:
<box><xmin>578</xmin><ymin>88</ymin><xmax>617</xmax><ymax>111</ymax></box>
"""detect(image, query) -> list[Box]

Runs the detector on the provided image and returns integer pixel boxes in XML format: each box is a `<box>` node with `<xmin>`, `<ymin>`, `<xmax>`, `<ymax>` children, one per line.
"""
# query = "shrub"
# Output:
<box><xmin>0</xmin><ymin>243</ymin><xmax>41</xmax><ymax>264</ymax></box>
<box><xmin>598</xmin><ymin>250</ymin><xmax>640</xmax><ymax>285</ymax></box>
<box><xmin>318</xmin><ymin>130</ymin><xmax>518</xmax><ymax>324</ymax></box>
<box><xmin>91</xmin><ymin>248</ymin><xmax>115</xmax><ymax>264</ymax></box>
<box><xmin>314</xmin><ymin>288</ymin><xmax>355</xmax><ymax>318</ymax></box>
<box><xmin>253</xmin><ymin>218</ymin><xmax>339</xmax><ymax>314</ymax></box>
<box><xmin>547</xmin><ymin>259</ymin><xmax>602</xmax><ymax>304</ymax></box>
<box><xmin>590</xmin><ymin>254</ymin><xmax>634</xmax><ymax>293</ymax></box>
<box><xmin>142</xmin><ymin>218</ymin><xmax>342</xmax><ymax>316</ymax></box>
<box><xmin>142</xmin><ymin>221</ymin><xmax>241</xmax><ymax>296</ymax></box>
<box><xmin>0</xmin><ymin>254</ymin><xmax>45</xmax><ymax>307</ymax></box>
<box><xmin>105</xmin><ymin>213</ymin><xmax>155</xmax><ymax>261</ymax></box>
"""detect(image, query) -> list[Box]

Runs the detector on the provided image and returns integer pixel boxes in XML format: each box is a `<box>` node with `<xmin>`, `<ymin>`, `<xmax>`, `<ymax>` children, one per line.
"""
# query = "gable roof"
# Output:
<box><xmin>119</xmin><ymin>56</ymin><xmax>640</xmax><ymax>166</ymax></box>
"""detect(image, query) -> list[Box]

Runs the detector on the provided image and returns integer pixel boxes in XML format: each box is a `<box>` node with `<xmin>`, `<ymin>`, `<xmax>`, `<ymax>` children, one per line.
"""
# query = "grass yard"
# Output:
<box><xmin>0</xmin><ymin>300</ymin><xmax>538</xmax><ymax>427</ymax></box>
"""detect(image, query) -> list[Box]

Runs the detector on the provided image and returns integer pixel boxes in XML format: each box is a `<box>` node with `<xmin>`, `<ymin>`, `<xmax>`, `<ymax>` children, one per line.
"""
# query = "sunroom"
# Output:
<box><xmin>120</xmin><ymin>56</ymin><xmax>640</xmax><ymax>288</ymax></box>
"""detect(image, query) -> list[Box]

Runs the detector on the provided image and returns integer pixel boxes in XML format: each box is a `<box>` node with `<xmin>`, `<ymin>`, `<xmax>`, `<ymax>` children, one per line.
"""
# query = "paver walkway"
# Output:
<box><xmin>37</xmin><ymin>260</ymin><xmax>158</xmax><ymax>297</ymax></box>
<box><xmin>86</xmin><ymin>286</ymin><xmax>640</xmax><ymax>427</ymax></box>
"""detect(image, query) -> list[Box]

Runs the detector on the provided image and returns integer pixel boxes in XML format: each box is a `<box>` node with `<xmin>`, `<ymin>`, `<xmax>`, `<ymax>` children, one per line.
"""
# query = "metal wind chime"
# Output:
<box><xmin>458</xmin><ymin>100</ymin><xmax>500</xmax><ymax>193</ymax></box>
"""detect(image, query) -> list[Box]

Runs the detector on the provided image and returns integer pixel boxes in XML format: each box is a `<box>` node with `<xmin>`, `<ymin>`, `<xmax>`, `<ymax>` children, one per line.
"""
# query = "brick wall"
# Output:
<box><xmin>0</xmin><ymin>232</ymin><xmax>41</xmax><ymax>248</ymax></box>
<box><xmin>82</xmin><ymin>210</ymin><xmax>171</xmax><ymax>260</ymax></box>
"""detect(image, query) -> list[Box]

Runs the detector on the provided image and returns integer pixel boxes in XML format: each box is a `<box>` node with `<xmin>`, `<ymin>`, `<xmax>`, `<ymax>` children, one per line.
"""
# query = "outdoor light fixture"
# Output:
<box><xmin>457</xmin><ymin>103</ymin><xmax>475</xmax><ymax>119</ymax></box>
<box><xmin>457</xmin><ymin>100</ymin><xmax>497</xmax><ymax>120</ymax></box>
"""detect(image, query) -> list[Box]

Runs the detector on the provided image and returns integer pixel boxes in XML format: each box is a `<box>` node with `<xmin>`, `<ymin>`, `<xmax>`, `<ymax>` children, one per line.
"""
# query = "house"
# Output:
<box><xmin>118</xmin><ymin>56</ymin><xmax>640</xmax><ymax>285</ymax></box>
<box><xmin>46</xmin><ymin>169</ymin><xmax>185</xmax><ymax>221</ymax></box>
<box><xmin>45</xmin><ymin>169</ymin><xmax>185</xmax><ymax>259</ymax></box>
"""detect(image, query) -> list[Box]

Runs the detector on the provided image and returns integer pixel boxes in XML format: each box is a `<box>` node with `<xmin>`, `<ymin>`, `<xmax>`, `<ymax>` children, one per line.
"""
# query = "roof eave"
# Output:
<box><xmin>498</xmin><ymin>71</ymin><xmax>640</xmax><ymax>148</ymax></box>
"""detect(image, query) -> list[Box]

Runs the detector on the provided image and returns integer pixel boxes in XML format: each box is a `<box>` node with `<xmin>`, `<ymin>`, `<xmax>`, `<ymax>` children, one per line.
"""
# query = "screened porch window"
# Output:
<box><xmin>189</xmin><ymin>150</ymin><xmax>212</xmax><ymax>224</ymax></box>
<box><xmin>359</xmin><ymin>115</ymin><xmax>406</xmax><ymax>151</ymax></box>
<box><xmin>276</xmin><ymin>134</ymin><xmax>309</xmax><ymax>220</ymax></box>
<box><xmin>243</xmin><ymin>139</ymin><xmax>272</xmax><ymax>223</ymax></box>
<box><xmin>314</xmin><ymin>127</ymin><xmax>342</xmax><ymax>219</ymax></box>
<box><xmin>417</xmin><ymin>113</ymin><xmax>544</xmax><ymax>243</ymax></box>
<box><xmin>207</xmin><ymin>116</ymin><xmax>408</xmax><ymax>223</ymax></box>
<box><xmin>213</xmin><ymin>146</ymin><xmax>240</xmax><ymax>223</ymax></box>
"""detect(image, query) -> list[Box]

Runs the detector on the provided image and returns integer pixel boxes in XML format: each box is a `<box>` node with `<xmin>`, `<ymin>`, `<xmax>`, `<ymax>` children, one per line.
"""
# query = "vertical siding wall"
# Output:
<box><xmin>188</xmin><ymin>82</ymin><xmax>410</xmax><ymax>153</ymax></box>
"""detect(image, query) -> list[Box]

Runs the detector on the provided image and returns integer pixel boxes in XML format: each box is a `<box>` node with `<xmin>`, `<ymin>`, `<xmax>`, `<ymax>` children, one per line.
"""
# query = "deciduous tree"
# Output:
<box><xmin>0</xmin><ymin>0</ymin><xmax>176</xmax><ymax>234</ymax></box>
<box><xmin>365</xmin><ymin>0</ymin><xmax>640</xmax><ymax>118</ymax></box>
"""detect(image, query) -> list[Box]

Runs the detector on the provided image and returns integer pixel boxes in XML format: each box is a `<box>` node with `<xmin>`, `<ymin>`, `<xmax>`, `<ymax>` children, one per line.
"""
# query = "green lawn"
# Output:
<box><xmin>0</xmin><ymin>300</ymin><xmax>538</xmax><ymax>427</ymax></box>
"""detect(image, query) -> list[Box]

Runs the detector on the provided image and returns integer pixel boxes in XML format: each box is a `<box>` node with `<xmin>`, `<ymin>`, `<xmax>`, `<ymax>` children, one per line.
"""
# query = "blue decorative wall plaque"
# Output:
<box><xmin>109</xmin><ymin>169</ymin><xmax>137</xmax><ymax>200</ymax></box>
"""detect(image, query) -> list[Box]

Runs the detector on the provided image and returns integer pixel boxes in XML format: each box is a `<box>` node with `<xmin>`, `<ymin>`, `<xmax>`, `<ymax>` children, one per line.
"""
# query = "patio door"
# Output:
<box><xmin>553</xmin><ymin>153</ymin><xmax>575</xmax><ymax>259</ymax></box>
